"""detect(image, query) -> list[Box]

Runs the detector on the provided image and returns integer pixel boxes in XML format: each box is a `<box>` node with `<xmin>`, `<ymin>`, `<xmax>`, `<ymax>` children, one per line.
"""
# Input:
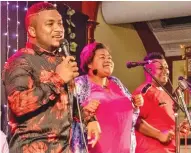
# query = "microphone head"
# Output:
<box><xmin>126</xmin><ymin>62</ymin><xmax>134</xmax><ymax>68</ymax></box>
<box><xmin>126</xmin><ymin>60</ymin><xmax>153</xmax><ymax>68</ymax></box>
<box><xmin>178</xmin><ymin>80</ymin><xmax>188</xmax><ymax>90</ymax></box>
<box><xmin>59</xmin><ymin>39</ymin><xmax>70</xmax><ymax>56</ymax></box>
<box><xmin>178</xmin><ymin>76</ymin><xmax>184</xmax><ymax>81</ymax></box>
<box><xmin>59</xmin><ymin>39</ymin><xmax>69</xmax><ymax>48</ymax></box>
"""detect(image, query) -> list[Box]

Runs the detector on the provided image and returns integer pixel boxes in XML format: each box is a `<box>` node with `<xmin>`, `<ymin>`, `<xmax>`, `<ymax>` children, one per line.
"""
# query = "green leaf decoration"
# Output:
<box><xmin>71</xmin><ymin>22</ymin><xmax>75</xmax><ymax>28</ymax></box>
<box><xmin>67</xmin><ymin>28</ymin><xmax>71</xmax><ymax>34</ymax></box>
<box><xmin>65</xmin><ymin>6</ymin><xmax>77</xmax><ymax>53</ymax></box>
<box><xmin>70</xmin><ymin>33</ymin><xmax>76</xmax><ymax>39</ymax></box>
<box><xmin>67</xmin><ymin>8</ymin><xmax>75</xmax><ymax>16</ymax></box>
<box><xmin>66</xmin><ymin>19</ymin><xmax>70</xmax><ymax>25</ymax></box>
<box><xmin>70</xmin><ymin>42</ymin><xmax>78</xmax><ymax>52</ymax></box>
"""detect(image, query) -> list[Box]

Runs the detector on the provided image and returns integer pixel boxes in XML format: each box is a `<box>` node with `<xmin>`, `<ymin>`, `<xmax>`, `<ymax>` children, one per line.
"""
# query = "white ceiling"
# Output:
<box><xmin>148</xmin><ymin>20</ymin><xmax>191</xmax><ymax>57</ymax></box>
<box><xmin>101</xmin><ymin>1</ymin><xmax>191</xmax><ymax>57</ymax></box>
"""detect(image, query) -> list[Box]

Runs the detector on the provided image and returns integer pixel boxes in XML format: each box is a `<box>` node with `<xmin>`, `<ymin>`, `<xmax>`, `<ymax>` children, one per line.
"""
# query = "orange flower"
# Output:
<box><xmin>39</xmin><ymin>70</ymin><xmax>64</xmax><ymax>90</ymax></box>
<box><xmin>47</xmin><ymin>132</ymin><xmax>58</xmax><ymax>143</ymax></box>
<box><xmin>46</xmin><ymin>56</ymin><xmax>56</xmax><ymax>63</ymax></box>
<box><xmin>50</xmin><ymin>144</ymin><xmax>63</xmax><ymax>153</ymax></box>
<box><xmin>28</xmin><ymin>76</ymin><xmax>34</xmax><ymax>89</ymax></box>
<box><xmin>23</xmin><ymin>141</ymin><xmax>48</xmax><ymax>153</ymax></box>
<box><xmin>51</xmin><ymin>93</ymin><xmax>68</xmax><ymax>119</ymax></box>
<box><xmin>39</xmin><ymin>70</ymin><xmax>53</xmax><ymax>84</ymax></box>
<box><xmin>8</xmin><ymin>90</ymin><xmax>39</xmax><ymax>116</ymax></box>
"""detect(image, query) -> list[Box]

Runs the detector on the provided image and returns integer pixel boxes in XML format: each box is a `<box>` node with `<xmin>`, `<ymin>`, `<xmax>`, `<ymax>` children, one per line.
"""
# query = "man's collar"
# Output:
<box><xmin>26</xmin><ymin>42</ymin><xmax>58</xmax><ymax>56</ymax></box>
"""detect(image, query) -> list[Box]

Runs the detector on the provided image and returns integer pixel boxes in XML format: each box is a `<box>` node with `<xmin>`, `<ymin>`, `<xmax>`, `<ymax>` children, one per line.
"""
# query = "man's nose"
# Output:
<box><xmin>54</xmin><ymin>24</ymin><xmax>64</xmax><ymax>32</ymax></box>
<box><xmin>164</xmin><ymin>68</ymin><xmax>169</xmax><ymax>75</ymax></box>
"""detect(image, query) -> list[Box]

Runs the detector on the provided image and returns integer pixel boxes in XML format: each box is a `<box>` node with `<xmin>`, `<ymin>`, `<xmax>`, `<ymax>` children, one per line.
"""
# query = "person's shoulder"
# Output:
<box><xmin>6</xmin><ymin>47</ymin><xmax>33</xmax><ymax>63</ymax></box>
<box><xmin>133</xmin><ymin>82</ymin><xmax>152</xmax><ymax>95</ymax></box>
<box><xmin>109</xmin><ymin>76</ymin><xmax>121</xmax><ymax>82</ymax></box>
<box><xmin>3</xmin><ymin>47</ymin><xmax>33</xmax><ymax>74</ymax></box>
<box><xmin>19</xmin><ymin>47</ymin><xmax>36</xmax><ymax>55</ymax></box>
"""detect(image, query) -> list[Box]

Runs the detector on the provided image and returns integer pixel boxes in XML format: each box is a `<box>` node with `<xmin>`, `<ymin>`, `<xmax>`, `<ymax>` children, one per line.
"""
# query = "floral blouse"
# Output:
<box><xmin>71</xmin><ymin>75</ymin><xmax>139</xmax><ymax>153</ymax></box>
<box><xmin>3</xmin><ymin>43</ymin><xmax>77</xmax><ymax>153</ymax></box>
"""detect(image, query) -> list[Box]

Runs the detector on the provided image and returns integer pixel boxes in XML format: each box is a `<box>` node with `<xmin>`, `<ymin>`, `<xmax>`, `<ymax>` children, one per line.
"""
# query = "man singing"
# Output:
<box><xmin>133</xmin><ymin>52</ymin><xmax>190</xmax><ymax>153</ymax></box>
<box><xmin>2</xmin><ymin>2</ymin><xmax>100</xmax><ymax>152</ymax></box>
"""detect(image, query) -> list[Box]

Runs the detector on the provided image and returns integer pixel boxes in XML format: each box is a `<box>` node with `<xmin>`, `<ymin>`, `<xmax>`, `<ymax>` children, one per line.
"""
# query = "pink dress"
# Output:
<box><xmin>87</xmin><ymin>80</ymin><xmax>133</xmax><ymax>153</ymax></box>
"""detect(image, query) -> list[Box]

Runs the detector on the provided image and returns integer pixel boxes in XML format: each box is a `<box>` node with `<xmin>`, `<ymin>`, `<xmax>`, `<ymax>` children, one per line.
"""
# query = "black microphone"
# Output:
<box><xmin>59</xmin><ymin>39</ymin><xmax>74</xmax><ymax>120</ymax></box>
<box><xmin>126</xmin><ymin>60</ymin><xmax>153</xmax><ymax>68</ymax></box>
<box><xmin>58</xmin><ymin>39</ymin><xmax>70</xmax><ymax>57</ymax></box>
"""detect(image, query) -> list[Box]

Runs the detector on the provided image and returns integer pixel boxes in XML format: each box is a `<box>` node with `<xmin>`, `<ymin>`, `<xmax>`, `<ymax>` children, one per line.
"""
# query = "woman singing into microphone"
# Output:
<box><xmin>71</xmin><ymin>42</ymin><xmax>144</xmax><ymax>153</ymax></box>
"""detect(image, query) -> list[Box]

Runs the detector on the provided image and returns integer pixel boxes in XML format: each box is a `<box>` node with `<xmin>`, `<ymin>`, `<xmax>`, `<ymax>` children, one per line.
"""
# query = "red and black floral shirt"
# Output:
<box><xmin>3</xmin><ymin>43</ymin><xmax>75</xmax><ymax>153</ymax></box>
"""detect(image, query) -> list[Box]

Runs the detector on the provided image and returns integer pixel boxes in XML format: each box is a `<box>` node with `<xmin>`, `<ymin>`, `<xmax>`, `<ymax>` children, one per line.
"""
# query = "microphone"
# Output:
<box><xmin>178</xmin><ymin>79</ymin><xmax>188</xmax><ymax>91</ymax></box>
<box><xmin>176</xmin><ymin>77</ymin><xmax>191</xmax><ymax>127</ymax></box>
<box><xmin>58</xmin><ymin>39</ymin><xmax>70</xmax><ymax>57</ymax></box>
<box><xmin>178</xmin><ymin>76</ymin><xmax>191</xmax><ymax>88</ymax></box>
<box><xmin>126</xmin><ymin>60</ymin><xmax>153</xmax><ymax>68</ymax></box>
<box><xmin>58</xmin><ymin>39</ymin><xmax>75</xmax><ymax>122</ymax></box>
<box><xmin>173</xmin><ymin>77</ymin><xmax>189</xmax><ymax>94</ymax></box>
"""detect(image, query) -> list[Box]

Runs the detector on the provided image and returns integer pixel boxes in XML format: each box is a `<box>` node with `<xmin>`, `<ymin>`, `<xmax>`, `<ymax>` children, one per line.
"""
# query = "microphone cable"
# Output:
<box><xmin>72</xmin><ymin>84</ymin><xmax>89</xmax><ymax>153</ymax></box>
<box><xmin>58</xmin><ymin>40</ymin><xmax>89</xmax><ymax>153</ymax></box>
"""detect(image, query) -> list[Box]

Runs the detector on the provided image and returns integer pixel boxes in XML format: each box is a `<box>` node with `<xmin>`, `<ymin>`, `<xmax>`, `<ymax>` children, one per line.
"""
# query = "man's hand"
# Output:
<box><xmin>157</xmin><ymin>130</ymin><xmax>175</xmax><ymax>143</ymax></box>
<box><xmin>132</xmin><ymin>94</ymin><xmax>144</xmax><ymax>108</ymax></box>
<box><xmin>179</xmin><ymin>119</ymin><xmax>190</xmax><ymax>137</ymax></box>
<box><xmin>86</xmin><ymin>121</ymin><xmax>101</xmax><ymax>148</ymax></box>
<box><xmin>56</xmin><ymin>56</ymin><xmax>79</xmax><ymax>83</ymax></box>
<box><xmin>83</xmin><ymin>99</ymin><xmax>100</xmax><ymax>113</ymax></box>
<box><xmin>82</xmin><ymin>100</ymin><xmax>100</xmax><ymax>121</ymax></box>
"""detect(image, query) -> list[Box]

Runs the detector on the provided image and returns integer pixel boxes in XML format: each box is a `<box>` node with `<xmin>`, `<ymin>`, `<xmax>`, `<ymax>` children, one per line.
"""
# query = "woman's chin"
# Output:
<box><xmin>103</xmin><ymin>71</ymin><xmax>112</xmax><ymax>77</ymax></box>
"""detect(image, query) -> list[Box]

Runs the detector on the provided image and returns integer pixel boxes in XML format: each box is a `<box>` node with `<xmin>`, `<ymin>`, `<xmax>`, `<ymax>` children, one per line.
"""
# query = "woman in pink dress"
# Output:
<box><xmin>71</xmin><ymin>42</ymin><xmax>143</xmax><ymax>153</ymax></box>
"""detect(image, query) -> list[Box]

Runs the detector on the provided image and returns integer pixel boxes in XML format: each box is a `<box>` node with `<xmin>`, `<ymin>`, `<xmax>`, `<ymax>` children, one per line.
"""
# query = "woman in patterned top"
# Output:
<box><xmin>71</xmin><ymin>42</ymin><xmax>144</xmax><ymax>153</ymax></box>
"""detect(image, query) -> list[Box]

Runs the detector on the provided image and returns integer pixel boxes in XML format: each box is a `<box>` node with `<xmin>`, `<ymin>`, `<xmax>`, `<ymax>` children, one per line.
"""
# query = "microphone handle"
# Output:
<box><xmin>177</xmin><ymin>89</ymin><xmax>191</xmax><ymax>127</ymax></box>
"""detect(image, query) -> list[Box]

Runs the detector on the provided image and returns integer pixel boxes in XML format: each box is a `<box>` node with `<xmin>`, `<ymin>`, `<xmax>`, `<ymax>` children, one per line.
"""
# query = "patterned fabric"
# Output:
<box><xmin>3</xmin><ymin>43</ymin><xmax>73</xmax><ymax>153</ymax></box>
<box><xmin>71</xmin><ymin>75</ymin><xmax>139</xmax><ymax>153</ymax></box>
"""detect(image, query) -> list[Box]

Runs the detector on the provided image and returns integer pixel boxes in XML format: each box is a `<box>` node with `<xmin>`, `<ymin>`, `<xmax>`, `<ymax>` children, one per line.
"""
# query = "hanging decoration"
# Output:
<box><xmin>16</xmin><ymin>1</ymin><xmax>19</xmax><ymax>52</ymax></box>
<box><xmin>66</xmin><ymin>6</ymin><xmax>78</xmax><ymax>53</ymax></box>
<box><xmin>6</xmin><ymin>1</ymin><xmax>10</xmax><ymax>60</ymax></box>
<box><xmin>2</xmin><ymin>1</ymin><xmax>29</xmax><ymax>136</ymax></box>
<box><xmin>4</xmin><ymin>1</ymin><xmax>29</xmax><ymax>59</ymax></box>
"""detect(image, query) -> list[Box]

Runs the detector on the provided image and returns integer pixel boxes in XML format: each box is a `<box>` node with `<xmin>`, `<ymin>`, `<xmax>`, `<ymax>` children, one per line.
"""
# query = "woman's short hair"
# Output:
<box><xmin>80</xmin><ymin>42</ymin><xmax>109</xmax><ymax>73</ymax></box>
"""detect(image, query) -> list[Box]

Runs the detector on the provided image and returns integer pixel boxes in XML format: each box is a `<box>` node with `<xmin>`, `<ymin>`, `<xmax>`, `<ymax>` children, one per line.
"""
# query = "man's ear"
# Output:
<box><xmin>28</xmin><ymin>26</ymin><xmax>36</xmax><ymax>38</ymax></box>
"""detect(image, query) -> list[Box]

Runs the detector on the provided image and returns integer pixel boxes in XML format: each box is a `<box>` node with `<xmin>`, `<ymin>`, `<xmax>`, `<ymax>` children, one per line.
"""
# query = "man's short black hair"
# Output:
<box><xmin>144</xmin><ymin>52</ymin><xmax>165</xmax><ymax>61</ymax></box>
<box><xmin>25</xmin><ymin>2</ymin><xmax>56</xmax><ymax>30</ymax></box>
